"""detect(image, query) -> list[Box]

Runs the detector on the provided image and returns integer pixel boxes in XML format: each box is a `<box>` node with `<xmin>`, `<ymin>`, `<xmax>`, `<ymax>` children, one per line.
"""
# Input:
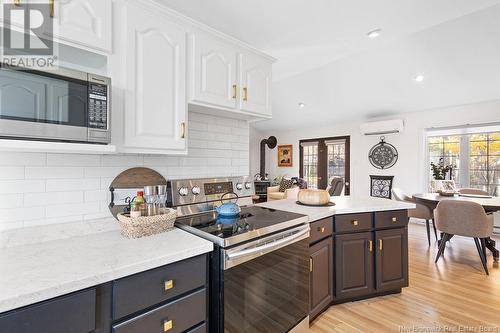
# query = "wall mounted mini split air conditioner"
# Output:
<box><xmin>360</xmin><ymin>119</ymin><xmax>405</xmax><ymax>136</ymax></box>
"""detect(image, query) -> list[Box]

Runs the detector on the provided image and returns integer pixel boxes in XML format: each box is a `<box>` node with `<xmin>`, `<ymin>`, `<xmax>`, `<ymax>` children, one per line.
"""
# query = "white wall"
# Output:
<box><xmin>0</xmin><ymin>112</ymin><xmax>249</xmax><ymax>231</ymax></box>
<box><xmin>251</xmin><ymin>100</ymin><xmax>500</xmax><ymax>195</ymax></box>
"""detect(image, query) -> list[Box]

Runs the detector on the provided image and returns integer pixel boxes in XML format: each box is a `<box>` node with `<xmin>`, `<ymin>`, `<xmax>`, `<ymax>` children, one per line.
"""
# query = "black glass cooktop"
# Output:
<box><xmin>175</xmin><ymin>206</ymin><xmax>307</xmax><ymax>240</ymax></box>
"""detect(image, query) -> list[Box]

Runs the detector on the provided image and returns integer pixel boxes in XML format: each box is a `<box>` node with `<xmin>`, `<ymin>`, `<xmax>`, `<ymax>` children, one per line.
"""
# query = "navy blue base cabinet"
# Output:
<box><xmin>0</xmin><ymin>254</ymin><xmax>208</xmax><ymax>333</ymax></box>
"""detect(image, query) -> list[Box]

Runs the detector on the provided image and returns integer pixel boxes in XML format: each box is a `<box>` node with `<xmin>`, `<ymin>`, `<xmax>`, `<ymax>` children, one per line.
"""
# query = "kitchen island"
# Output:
<box><xmin>258</xmin><ymin>196</ymin><xmax>415</xmax><ymax>320</ymax></box>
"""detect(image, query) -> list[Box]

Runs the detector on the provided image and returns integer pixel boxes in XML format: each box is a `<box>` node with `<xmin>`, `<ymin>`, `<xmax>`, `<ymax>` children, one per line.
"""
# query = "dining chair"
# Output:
<box><xmin>458</xmin><ymin>188</ymin><xmax>489</xmax><ymax>196</ymax></box>
<box><xmin>434</xmin><ymin>200</ymin><xmax>494</xmax><ymax>275</ymax></box>
<box><xmin>328</xmin><ymin>177</ymin><xmax>344</xmax><ymax>196</ymax></box>
<box><xmin>392</xmin><ymin>188</ymin><xmax>437</xmax><ymax>246</ymax></box>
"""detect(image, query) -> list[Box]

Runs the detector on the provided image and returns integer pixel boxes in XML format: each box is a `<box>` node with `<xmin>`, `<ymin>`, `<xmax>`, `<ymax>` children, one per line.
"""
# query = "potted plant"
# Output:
<box><xmin>430</xmin><ymin>158</ymin><xmax>456</xmax><ymax>192</ymax></box>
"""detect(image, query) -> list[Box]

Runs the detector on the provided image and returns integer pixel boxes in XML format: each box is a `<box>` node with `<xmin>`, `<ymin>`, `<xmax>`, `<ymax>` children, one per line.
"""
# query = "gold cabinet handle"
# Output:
<box><xmin>309</xmin><ymin>258</ymin><xmax>313</xmax><ymax>272</ymax></box>
<box><xmin>352</xmin><ymin>220</ymin><xmax>359</xmax><ymax>226</ymax></box>
<box><xmin>14</xmin><ymin>0</ymin><xmax>21</xmax><ymax>6</ymax></box>
<box><xmin>368</xmin><ymin>240</ymin><xmax>373</xmax><ymax>252</ymax></box>
<box><xmin>243</xmin><ymin>87</ymin><xmax>248</xmax><ymax>101</ymax></box>
<box><xmin>232</xmin><ymin>84</ymin><xmax>237</xmax><ymax>99</ymax></box>
<box><xmin>163</xmin><ymin>319</ymin><xmax>173</xmax><ymax>332</ymax></box>
<box><xmin>318</xmin><ymin>226</ymin><xmax>325</xmax><ymax>233</ymax></box>
<box><xmin>49</xmin><ymin>0</ymin><xmax>54</xmax><ymax>18</ymax></box>
<box><xmin>392</xmin><ymin>217</ymin><xmax>397</xmax><ymax>223</ymax></box>
<box><xmin>164</xmin><ymin>280</ymin><xmax>174</xmax><ymax>291</ymax></box>
<box><xmin>180</xmin><ymin>122</ymin><xmax>186</xmax><ymax>139</ymax></box>
<box><xmin>379</xmin><ymin>239</ymin><xmax>383</xmax><ymax>251</ymax></box>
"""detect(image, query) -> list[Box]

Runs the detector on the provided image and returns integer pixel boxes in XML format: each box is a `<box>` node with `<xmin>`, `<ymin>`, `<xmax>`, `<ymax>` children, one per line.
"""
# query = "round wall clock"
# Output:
<box><xmin>368</xmin><ymin>136</ymin><xmax>398</xmax><ymax>169</ymax></box>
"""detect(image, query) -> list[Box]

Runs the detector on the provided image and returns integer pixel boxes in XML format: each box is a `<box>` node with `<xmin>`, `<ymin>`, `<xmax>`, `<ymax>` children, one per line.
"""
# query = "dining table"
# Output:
<box><xmin>413</xmin><ymin>193</ymin><xmax>500</xmax><ymax>262</ymax></box>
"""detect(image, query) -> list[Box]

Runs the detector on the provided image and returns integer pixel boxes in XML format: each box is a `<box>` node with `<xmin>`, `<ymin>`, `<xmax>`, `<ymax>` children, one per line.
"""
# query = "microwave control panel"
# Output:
<box><xmin>88</xmin><ymin>83</ymin><xmax>108</xmax><ymax>130</ymax></box>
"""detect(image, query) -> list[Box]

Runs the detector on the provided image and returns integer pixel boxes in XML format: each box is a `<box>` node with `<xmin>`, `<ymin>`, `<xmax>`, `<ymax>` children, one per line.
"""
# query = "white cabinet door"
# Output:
<box><xmin>122</xmin><ymin>2</ymin><xmax>187</xmax><ymax>152</ymax></box>
<box><xmin>48</xmin><ymin>0</ymin><xmax>112</xmax><ymax>53</ymax></box>
<box><xmin>239</xmin><ymin>52</ymin><xmax>272</xmax><ymax>116</ymax></box>
<box><xmin>189</xmin><ymin>33</ymin><xmax>237</xmax><ymax>109</ymax></box>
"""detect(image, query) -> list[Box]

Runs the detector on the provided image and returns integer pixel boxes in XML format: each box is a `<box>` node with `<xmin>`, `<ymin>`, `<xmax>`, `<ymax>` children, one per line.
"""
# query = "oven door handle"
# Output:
<box><xmin>225</xmin><ymin>226</ymin><xmax>310</xmax><ymax>261</ymax></box>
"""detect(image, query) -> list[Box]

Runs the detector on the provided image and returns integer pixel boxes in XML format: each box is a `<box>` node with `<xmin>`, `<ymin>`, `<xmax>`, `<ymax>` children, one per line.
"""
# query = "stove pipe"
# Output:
<box><xmin>260</xmin><ymin>136</ymin><xmax>277</xmax><ymax>179</ymax></box>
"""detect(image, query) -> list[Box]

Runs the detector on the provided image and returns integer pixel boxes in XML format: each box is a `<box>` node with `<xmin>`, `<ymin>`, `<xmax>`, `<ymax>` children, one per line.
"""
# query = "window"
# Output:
<box><xmin>326</xmin><ymin>139</ymin><xmax>346</xmax><ymax>194</ymax></box>
<box><xmin>301</xmin><ymin>142</ymin><xmax>318</xmax><ymax>189</ymax></box>
<box><xmin>300</xmin><ymin>136</ymin><xmax>350</xmax><ymax>193</ymax></box>
<box><xmin>427</xmin><ymin>126</ymin><xmax>500</xmax><ymax>196</ymax></box>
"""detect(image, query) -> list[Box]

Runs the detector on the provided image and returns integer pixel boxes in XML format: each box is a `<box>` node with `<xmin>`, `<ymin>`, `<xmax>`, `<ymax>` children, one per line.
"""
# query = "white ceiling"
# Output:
<box><xmin>160</xmin><ymin>0</ymin><xmax>500</xmax><ymax>131</ymax></box>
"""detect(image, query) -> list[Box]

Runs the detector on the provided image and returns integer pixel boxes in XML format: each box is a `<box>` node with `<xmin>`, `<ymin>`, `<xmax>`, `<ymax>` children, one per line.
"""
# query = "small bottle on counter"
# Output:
<box><xmin>133</xmin><ymin>191</ymin><xmax>146</xmax><ymax>216</ymax></box>
<box><xmin>130</xmin><ymin>203</ymin><xmax>141</xmax><ymax>218</ymax></box>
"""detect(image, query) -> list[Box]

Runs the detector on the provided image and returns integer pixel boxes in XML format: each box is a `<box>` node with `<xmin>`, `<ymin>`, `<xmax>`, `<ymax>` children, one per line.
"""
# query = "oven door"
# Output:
<box><xmin>221</xmin><ymin>224</ymin><xmax>310</xmax><ymax>333</ymax></box>
<box><xmin>0</xmin><ymin>67</ymin><xmax>89</xmax><ymax>142</ymax></box>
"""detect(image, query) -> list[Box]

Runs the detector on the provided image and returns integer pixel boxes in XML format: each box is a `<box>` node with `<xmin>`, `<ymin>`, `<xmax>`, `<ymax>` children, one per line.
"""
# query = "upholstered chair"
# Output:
<box><xmin>458</xmin><ymin>188</ymin><xmax>489</xmax><ymax>196</ymax></box>
<box><xmin>392</xmin><ymin>188</ymin><xmax>437</xmax><ymax>246</ymax></box>
<box><xmin>434</xmin><ymin>200</ymin><xmax>494</xmax><ymax>275</ymax></box>
<box><xmin>267</xmin><ymin>186</ymin><xmax>300</xmax><ymax>201</ymax></box>
<box><xmin>327</xmin><ymin>177</ymin><xmax>344</xmax><ymax>196</ymax></box>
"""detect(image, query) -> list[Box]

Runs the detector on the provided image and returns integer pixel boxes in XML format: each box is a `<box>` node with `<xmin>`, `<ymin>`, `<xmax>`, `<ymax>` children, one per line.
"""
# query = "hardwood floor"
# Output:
<box><xmin>310</xmin><ymin>222</ymin><xmax>500</xmax><ymax>333</ymax></box>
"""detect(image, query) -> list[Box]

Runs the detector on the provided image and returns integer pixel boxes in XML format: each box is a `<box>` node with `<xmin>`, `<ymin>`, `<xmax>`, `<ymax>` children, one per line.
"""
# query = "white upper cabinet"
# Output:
<box><xmin>188</xmin><ymin>31</ymin><xmax>274</xmax><ymax>118</ymax></box>
<box><xmin>50</xmin><ymin>0</ymin><xmax>112</xmax><ymax>53</ymax></box>
<box><xmin>114</xmin><ymin>1</ymin><xmax>187</xmax><ymax>154</ymax></box>
<box><xmin>239</xmin><ymin>52</ymin><xmax>272</xmax><ymax>116</ymax></box>
<box><xmin>34</xmin><ymin>0</ymin><xmax>113</xmax><ymax>53</ymax></box>
<box><xmin>189</xmin><ymin>32</ymin><xmax>238</xmax><ymax>109</ymax></box>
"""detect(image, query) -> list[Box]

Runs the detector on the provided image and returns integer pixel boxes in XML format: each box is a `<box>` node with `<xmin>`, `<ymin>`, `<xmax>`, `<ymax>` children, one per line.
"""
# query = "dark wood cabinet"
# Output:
<box><xmin>309</xmin><ymin>237</ymin><xmax>334</xmax><ymax>319</ymax></box>
<box><xmin>375</xmin><ymin>228</ymin><xmax>409</xmax><ymax>292</ymax></box>
<box><xmin>335</xmin><ymin>232</ymin><xmax>374</xmax><ymax>300</ymax></box>
<box><xmin>0</xmin><ymin>255</ymin><xmax>208</xmax><ymax>333</ymax></box>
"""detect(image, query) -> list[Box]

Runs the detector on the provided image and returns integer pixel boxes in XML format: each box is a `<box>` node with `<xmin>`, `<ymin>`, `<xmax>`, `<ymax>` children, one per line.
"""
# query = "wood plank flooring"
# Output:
<box><xmin>310</xmin><ymin>222</ymin><xmax>500</xmax><ymax>333</ymax></box>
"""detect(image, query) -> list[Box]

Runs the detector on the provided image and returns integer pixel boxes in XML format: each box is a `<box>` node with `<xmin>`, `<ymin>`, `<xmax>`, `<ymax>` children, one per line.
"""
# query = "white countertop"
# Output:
<box><xmin>257</xmin><ymin>196</ymin><xmax>415</xmax><ymax>222</ymax></box>
<box><xmin>0</xmin><ymin>218</ymin><xmax>213</xmax><ymax>313</ymax></box>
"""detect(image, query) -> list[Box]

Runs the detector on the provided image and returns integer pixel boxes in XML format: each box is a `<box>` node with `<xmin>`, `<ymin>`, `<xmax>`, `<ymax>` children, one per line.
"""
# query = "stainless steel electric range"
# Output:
<box><xmin>168</xmin><ymin>177</ymin><xmax>310</xmax><ymax>333</ymax></box>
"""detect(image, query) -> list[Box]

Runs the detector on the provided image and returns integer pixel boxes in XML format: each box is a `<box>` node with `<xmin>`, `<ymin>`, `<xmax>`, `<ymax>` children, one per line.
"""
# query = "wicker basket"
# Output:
<box><xmin>116</xmin><ymin>208</ymin><xmax>177</xmax><ymax>239</ymax></box>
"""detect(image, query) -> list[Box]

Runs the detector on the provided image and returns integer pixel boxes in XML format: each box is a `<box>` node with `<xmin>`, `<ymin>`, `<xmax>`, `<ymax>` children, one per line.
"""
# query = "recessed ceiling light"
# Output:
<box><xmin>414</xmin><ymin>74</ymin><xmax>425</xmax><ymax>83</ymax></box>
<box><xmin>367</xmin><ymin>29</ymin><xmax>381</xmax><ymax>39</ymax></box>
<box><xmin>298</xmin><ymin>102</ymin><xmax>305</xmax><ymax>108</ymax></box>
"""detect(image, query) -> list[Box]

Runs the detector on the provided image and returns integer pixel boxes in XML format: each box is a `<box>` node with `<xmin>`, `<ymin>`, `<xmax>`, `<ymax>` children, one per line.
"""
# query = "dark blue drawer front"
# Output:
<box><xmin>112</xmin><ymin>289</ymin><xmax>206</xmax><ymax>333</ymax></box>
<box><xmin>0</xmin><ymin>288</ymin><xmax>96</xmax><ymax>333</ymax></box>
<box><xmin>112</xmin><ymin>255</ymin><xmax>207</xmax><ymax>320</ymax></box>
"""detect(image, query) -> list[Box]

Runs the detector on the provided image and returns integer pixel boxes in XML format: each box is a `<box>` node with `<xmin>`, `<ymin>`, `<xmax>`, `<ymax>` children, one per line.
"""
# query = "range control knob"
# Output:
<box><xmin>178</xmin><ymin>187</ymin><xmax>189</xmax><ymax>196</ymax></box>
<box><xmin>192</xmin><ymin>186</ymin><xmax>201</xmax><ymax>195</ymax></box>
<box><xmin>236</xmin><ymin>183</ymin><xmax>243</xmax><ymax>191</ymax></box>
<box><xmin>244</xmin><ymin>182</ymin><xmax>252</xmax><ymax>190</ymax></box>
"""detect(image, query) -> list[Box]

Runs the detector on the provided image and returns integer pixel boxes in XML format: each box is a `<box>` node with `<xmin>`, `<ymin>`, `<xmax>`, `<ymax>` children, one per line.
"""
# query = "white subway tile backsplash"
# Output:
<box><xmin>0</xmin><ymin>112</ymin><xmax>249</xmax><ymax>230</ymax></box>
<box><xmin>24</xmin><ymin>191</ymin><xmax>84</xmax><ymax>207</ymax></box>
<box><xmin>47</xmin><ymin>154</ymin><xmax>100</xmax><ymax>166</ymax></box>
<box><xmin>46</xmin><ymin>202</ymin><xmax>101</xmax><ymax>218</ymax></box>
<box><xmin>0</xmin><ymin>167</ymin><xmax>25</xmax><ymax>180</ymax></box>
<box><xmin>46</xmin><ymin>178</ymin><xmax>101</xmax><ymax>192</ymax></box>
<box><xmin>0</xmin><ymin>180</ymin><xmax>46</xmax><ymax>194</ymax></box>
<box><xmin>26</xmin><ymin>166</ymin><xmax>84</xmax><ymax>179</ymax></box>
<box><xmin>0</xmin><ymin>194</ymin><xmax>23</xmax><ymax>209</ymax></box>
<box><xmin>0</xmin><ymin>152</ymin><xmax>46</xmax><ymax>166</ymax></box>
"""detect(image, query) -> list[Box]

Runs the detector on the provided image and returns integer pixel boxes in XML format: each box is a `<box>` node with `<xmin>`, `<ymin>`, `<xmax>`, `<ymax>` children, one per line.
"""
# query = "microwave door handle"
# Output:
<box><xmin>226</xmin><ymin>226</ymin><xmax>310</xmax><ymax>261</ymax></box>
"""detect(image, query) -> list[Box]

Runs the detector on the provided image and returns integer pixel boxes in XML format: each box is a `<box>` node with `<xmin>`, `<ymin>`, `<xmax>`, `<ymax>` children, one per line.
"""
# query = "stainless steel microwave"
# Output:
<box><xmin>0</xmin><ymin>65</ymin><xmax>111</xmax><ymax>144</ymax></box>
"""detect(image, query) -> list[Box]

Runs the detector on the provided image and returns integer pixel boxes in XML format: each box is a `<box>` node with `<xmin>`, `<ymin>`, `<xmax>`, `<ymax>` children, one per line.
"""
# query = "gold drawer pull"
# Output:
<box><xmin>14</xmin><ymin>0</ymin><xmax>21</xmax><ymax>6</ymax></box>
<box><xmin>49</xmin><ymin>0</ymin><xmax>54</xmax><ymax>18</ymax></box>
<box><xmin>379</xmin><ymin>239</ymin><xmax>383</xmax><ymax>251</ymax></box>
<box><xmin>243</xmin><ymin>87</ymin><xmax>248</xmax><ymax>101</ymax></box>
<box><xmin>163</xmin><ymin>319</ymin><xmax>173</xmax><ymax>332</ymax></box>
<box><xmin>368</xmin><ymin>240</ymin><xmax>373</xmax><ymax>252</ymax></box>
<box><xmin>180</xmin><ymin>122</ymin><xmax>186</xmax><ymax>139</ymax></box>
<box><xmin>318</xmin><ymin>226</ymin><xmax>325</xmax><ymax>233</ymax></box>
<box><xmin>309</xmin><ymin>258</ymin><xmax>313</xmax><ymax>272</ymax></box>
<box><xmin>164</xmin><ymin>280</ymin><xmax>174</xmax><ymax>291</ymax></box>
<box><xmin>352</xmin><ymin>220</ymin><xmax>359</xmax><ymax>226</ymax></box>
<box><xmin>232</xmin><ymin>84</ymin><xmax>237</xmax><ymax>99</ymax></box>
<box><xmin>392</xmin><ymin>217</ymin><xmax>397</xmax><ymax>223</ymax></box>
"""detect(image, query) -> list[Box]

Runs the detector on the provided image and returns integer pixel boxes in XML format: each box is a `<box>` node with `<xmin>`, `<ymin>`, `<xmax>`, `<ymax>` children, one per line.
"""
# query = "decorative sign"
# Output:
<box><xmin>278</xmin><ymin>144</ymin><xmax>293</xmax><ymax>167</ymax></box>
<box><xmin>368</xmin><ymin>137</ymin><xmax>398</xmax><ymax>169</ymax></box>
